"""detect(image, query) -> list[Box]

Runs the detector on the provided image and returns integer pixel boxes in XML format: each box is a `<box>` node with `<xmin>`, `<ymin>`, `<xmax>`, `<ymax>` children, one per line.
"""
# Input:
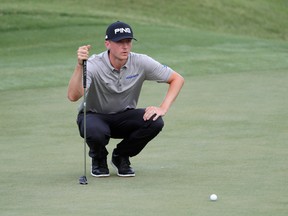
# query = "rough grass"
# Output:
<box><xmin>1</xmin><ymin>0</ymin><xmax>287</xmax><ymax>40</ymax></box>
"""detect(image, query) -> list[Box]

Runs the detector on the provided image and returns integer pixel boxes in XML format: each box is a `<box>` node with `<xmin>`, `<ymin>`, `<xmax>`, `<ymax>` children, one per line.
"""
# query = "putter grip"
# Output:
<box><xmin>82</xmin><ymin>60</ymin><xmax>87</xmax><ymax>88</ymax></box>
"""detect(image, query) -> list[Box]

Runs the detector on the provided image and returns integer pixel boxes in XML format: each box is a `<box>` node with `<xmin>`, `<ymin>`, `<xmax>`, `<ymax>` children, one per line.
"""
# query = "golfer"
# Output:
<box><xmin>67</xmin><ymin>21</ymin><xmax>184</xmax><ymax>177</ymax></box>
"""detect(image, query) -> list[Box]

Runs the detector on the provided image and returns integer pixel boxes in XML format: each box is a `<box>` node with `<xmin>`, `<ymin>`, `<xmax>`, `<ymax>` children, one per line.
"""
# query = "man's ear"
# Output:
<box><xmin>105</xmin><ymin>40</ymin><xmax>110</xmax><ymax>49</ymax></box>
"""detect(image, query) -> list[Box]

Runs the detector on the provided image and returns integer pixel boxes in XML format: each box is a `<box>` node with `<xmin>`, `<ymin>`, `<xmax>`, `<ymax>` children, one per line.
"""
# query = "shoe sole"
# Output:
<box><xmin>90</xmin><ymin>168</ymin><xmax>110</xmax><ymax>178</ymax></box>
<box><xmin>110</xmin><ymin>161</ymin><xmax>135</xmax><ymax>177</ymax></box>
<box><xmin>90</xmin><ymin>172</ymin><xmax>110</xmax><ymax>177</ymax></box>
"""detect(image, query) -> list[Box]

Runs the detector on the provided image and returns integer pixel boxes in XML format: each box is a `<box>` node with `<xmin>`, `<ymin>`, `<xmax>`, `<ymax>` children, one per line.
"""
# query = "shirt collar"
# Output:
<box><xmin>103</xmin><ymin>50</ymin><xmax>129</xmax><ymax>72</ymax></box>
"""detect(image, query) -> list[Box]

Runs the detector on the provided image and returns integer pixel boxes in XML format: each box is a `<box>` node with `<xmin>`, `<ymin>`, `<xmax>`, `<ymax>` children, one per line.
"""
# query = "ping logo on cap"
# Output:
<box><xmin>114</xmin><ymin>28</ymin><xmax>131</xmax><ymax>34</ymax></box>
<box><xmin>105</xmin><ymin>21</ymin><xmax>137</xmax><ymax>42</ymax></box>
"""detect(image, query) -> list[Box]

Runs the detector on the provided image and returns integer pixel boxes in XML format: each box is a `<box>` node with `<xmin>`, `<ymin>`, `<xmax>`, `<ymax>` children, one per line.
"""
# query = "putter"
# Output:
<box><xmin>79</xmin><ymin>60</ymin><xmax>88</xmax><ymax>185</ymax></box>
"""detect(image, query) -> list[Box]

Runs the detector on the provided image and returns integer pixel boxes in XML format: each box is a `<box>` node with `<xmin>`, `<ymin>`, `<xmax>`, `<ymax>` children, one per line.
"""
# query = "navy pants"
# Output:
<box><xmin>77</xmin><ymin>109</ymin><xmax>164</xmax><ymax>159</ymax></box>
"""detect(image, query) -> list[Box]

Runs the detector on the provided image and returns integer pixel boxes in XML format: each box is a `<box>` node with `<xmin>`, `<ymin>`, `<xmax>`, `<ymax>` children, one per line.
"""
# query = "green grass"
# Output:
<box><xmin>0</xmin><ymin>0</ymin><xmax>288</xmax><ymax>216</ymax></box>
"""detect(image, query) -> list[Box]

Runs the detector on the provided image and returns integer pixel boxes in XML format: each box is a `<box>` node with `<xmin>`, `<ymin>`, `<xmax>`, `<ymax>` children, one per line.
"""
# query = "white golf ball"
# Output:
<box><xmin>210</xmin><ymin>194</ymin><xmax>218</xmax><ymax>201</ymax></box>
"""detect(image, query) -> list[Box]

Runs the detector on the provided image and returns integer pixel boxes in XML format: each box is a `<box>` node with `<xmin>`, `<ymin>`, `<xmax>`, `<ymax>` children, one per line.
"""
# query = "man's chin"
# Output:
<box><xmin>120</xmin><ymin>55</ymin><xmax>128</xmax><ymax>60</ymax></box>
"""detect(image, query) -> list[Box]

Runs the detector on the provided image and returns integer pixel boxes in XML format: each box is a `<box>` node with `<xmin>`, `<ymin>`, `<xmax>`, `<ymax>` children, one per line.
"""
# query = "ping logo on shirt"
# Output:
<box><xmin>114</xmin><ymin>28</ymin><xmax>131</xmax><ymax>34</ymax></box>
<box><xmin>126</xmin><ymin>74</ymin><xmax>139</xmax><ymax>79</ymax></box>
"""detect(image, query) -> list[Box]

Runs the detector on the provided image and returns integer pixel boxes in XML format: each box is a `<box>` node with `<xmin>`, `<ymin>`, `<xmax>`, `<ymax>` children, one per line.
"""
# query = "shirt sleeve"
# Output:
<box><xmin>141</xmin><ymin>55</ymin><xmax>174</xmax><ymax>83</ymax></box>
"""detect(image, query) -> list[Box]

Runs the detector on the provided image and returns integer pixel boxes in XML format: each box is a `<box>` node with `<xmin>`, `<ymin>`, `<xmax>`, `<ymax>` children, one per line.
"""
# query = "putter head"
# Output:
<box><xmin>79</xmin><ymin>175</ymin><xmax>88</xmax><ymax>185</ymax></box>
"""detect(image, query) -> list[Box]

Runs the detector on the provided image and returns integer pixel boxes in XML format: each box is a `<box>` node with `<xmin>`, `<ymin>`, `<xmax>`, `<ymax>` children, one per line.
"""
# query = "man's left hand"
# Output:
<box><xmin>143</xmin><ymin>106</ymin><xmax>166</xmax><ymax>121</ymax></box>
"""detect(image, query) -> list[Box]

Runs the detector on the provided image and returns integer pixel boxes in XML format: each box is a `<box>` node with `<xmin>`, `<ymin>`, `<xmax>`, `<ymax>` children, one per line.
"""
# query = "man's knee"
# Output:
<box><xmin>148</xmin><ymin>116</ymin><xmax>164</xmax><ymax>133</ymax></box>
<box><xmin>86</xmin><ymin>123</ymin><xmax>110</xmax><ymax>143</ymax></box>
<box><xmin>77</xmin><ymin>113</ymin><xmax>110</xmax><ymax>143</ymax></box>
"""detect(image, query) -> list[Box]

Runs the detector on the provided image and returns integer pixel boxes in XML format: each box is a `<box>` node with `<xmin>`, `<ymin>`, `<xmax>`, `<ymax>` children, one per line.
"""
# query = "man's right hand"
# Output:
<box><xmin>77</xmin><ymin>45</ymin><xmax>91</xmax><ymax>65</ymax></box>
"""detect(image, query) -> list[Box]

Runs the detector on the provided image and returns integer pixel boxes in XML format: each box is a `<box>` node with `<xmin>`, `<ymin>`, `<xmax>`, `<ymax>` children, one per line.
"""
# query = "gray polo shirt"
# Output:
<box><xmin>79</xmin><ymin>50</ymin><xmax>173</xmax><ymax>114</ymax></box>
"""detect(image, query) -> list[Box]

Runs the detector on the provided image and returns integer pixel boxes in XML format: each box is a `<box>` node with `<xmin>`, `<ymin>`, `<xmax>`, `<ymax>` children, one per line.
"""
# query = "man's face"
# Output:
<box><xmin>105</xmin><ymin>39</ymin><xmax>132</xmax><ymax>61</ymax></box>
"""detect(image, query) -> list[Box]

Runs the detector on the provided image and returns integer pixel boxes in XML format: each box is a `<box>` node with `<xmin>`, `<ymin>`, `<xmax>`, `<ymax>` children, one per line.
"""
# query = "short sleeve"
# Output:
<box><xmin>141</xmin><ymin>55</ymin><xmax>173</xmax><ymax>83</ymax></box>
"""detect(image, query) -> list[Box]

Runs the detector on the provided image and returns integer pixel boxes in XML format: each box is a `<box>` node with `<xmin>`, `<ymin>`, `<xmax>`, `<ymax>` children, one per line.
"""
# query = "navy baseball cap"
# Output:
<box><xmin>105</xmin><ymin>21</ymin><xmax>137</xmax><ymax>42</ymax></box>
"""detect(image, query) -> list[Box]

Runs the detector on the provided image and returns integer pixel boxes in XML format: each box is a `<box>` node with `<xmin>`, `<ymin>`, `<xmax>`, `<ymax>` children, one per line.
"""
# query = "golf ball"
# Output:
<box><xmin>210</xmin><ymin>194</ymin><xmax>217</xmax><ymax>201</ymax></box>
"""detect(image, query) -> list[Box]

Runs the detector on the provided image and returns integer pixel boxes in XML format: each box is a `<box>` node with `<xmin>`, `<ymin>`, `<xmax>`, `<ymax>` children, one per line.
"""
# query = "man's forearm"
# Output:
<box><xmin>67</xmin><ymin>64</ymin><xmax>84</xmax><ymax>102</ymax></box>
<box><xmin>160</xmin><ymin>72</ymin><xmax>184</xmax><ymax>113</ymax></box>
